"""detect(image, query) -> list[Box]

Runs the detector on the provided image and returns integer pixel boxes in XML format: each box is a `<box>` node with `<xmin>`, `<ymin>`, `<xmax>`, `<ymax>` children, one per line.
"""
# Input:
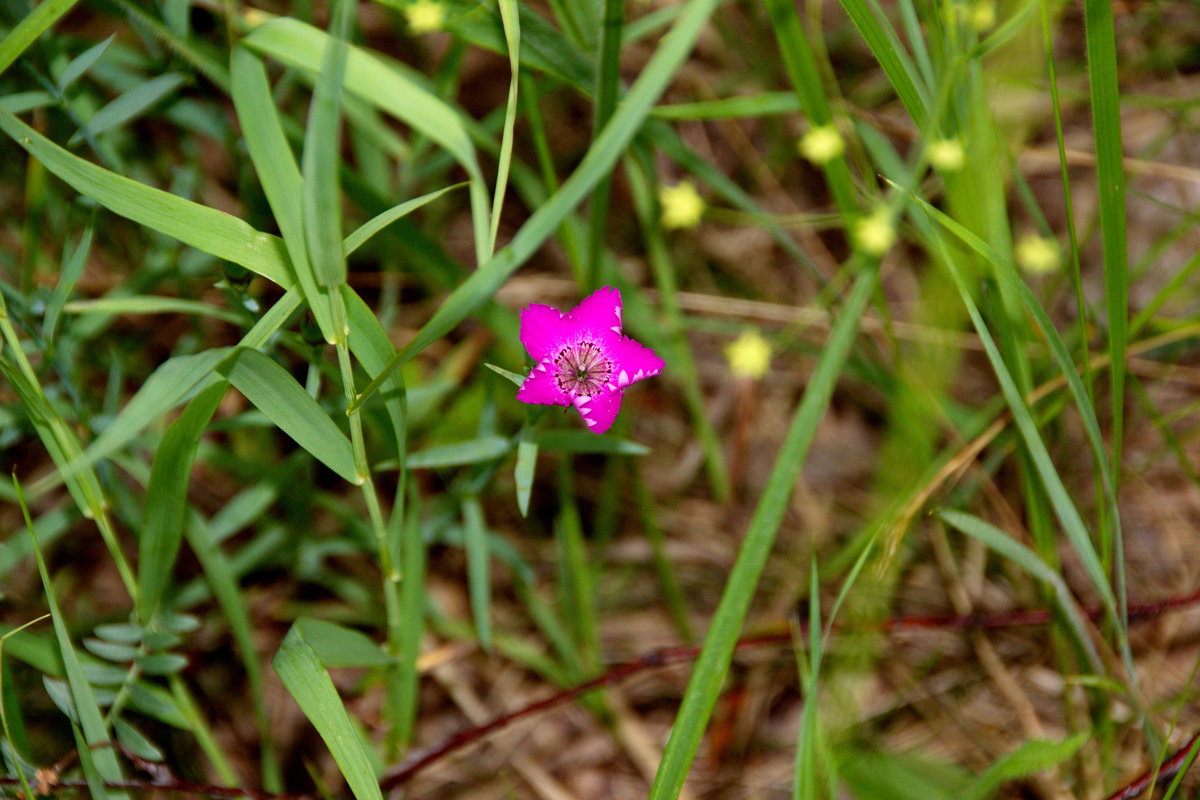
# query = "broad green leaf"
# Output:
<box><xmin>295</xmin><ymin>619</ymin><xmax>393</xmax><ymax>668</ymax></box>
<box><xmin>136</xmin><ymin>653</ymin><xmax>188</xmax><ymax>675</ymax></box>
<box><xmin>217</xmin><ymin>348</ymin><xmax>360</xmax><ymax>484</ymax></box>
<box><xmin>0</xmin><ymin>109</ymin><xmax>295</xmax><ymax>287</ymax></box>
<box><xmin>273</xmin><ymin>625</ymin><xmax>384</xmax><ymax>800</ymax></box>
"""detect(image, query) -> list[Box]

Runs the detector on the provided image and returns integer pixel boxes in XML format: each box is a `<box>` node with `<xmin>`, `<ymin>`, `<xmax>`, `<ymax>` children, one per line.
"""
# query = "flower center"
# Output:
<box><xmin>553</xmin><ymin>339</ymin><xmax>612</xmax><ymax>397</ymax></box>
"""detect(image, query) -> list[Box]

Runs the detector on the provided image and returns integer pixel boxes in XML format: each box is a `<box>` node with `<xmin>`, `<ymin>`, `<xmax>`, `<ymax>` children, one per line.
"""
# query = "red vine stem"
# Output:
<box><xmin>2</xmin><ymin>590</ymin><xmax>1198</xmax><ymax>799</ymax></box>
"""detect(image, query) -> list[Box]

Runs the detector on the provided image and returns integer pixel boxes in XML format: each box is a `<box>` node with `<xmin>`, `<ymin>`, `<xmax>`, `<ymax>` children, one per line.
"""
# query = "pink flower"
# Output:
<box><xmin>516</xmin><ymin>287</ymin><xmax>664</xmax><ymax>434</ymax></box>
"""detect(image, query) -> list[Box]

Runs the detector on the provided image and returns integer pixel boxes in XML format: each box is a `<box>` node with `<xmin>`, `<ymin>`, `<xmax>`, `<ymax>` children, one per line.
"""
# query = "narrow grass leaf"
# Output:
<box><xmin>301</xmin><ymin>0</ymin><xmax>353</xmax><ymax>290</ymax></box>
<box><xmin>535</xmin><ymin>430</ymin><xmax>649</xmax><ymax>455</ymax></box>
<box><xmin>17</xmin><ymin>481</ymin><xmax>128</xmax><ymax>800</ymax></box>
<box><xmin>58</xmin><ymin>33</ymin><xmax>115</xmax><ymax>90</ymax></box>
<box><xmin>484</xmin><ymin>362</ymin><xmax>526</xmax><ymax>387</ymax></box>
<box><xmin>71</xmin><ymin>73</ymin><xmax>187</xmax><ymax>143</ymax></box>
<box><xmin>183</xmin><ymin>512</ymin><xmax>282</xmax><ymax>789</ymax></box>
<box><xmin>64</xmin><ymin>296</ymin><xmax>242</xmax><ymax>323</ymax></box>
<box><xmin>487</xmin><ymin>0</ymin><xmax>520</xmax><ymax>256</ymax></box>
<box><xmin>461</xmin><ymin>496</ymin><xmax>492</xmax><ymax>651</ymax></box>
<box><xmin>514</xmin><ymin>425</ymin><xmax>537</xmax><ymax>516</ymax></box>
<box><xmin>218</xmin><ymin>348</ymin><xmax>359</xmax><ymax>484</ymax></box>
<box><xmin>395</xmin><ymin>488</ymin><xmax>425</xmax><ymax>747</ymax></box>
<box><xmin>835</xmin><ymin>0</ymin><xmax>929</xmax><ymax>128</ymax></box>
<box><xmin>0</xmin><ymin>109</ymin><xmax>294</xmax><ymax>287</ymax></box>
<box><xmin>43</xmin><ymin>220</ymin><xmax>94</xmax><ymax>343</ymax></box>
<box><xmin>351</xmin><ymin>0</ymin><xmax>725</xmax><ymax>409</ymax></box>
<box><xmin>938</xmin><ymin>509</ymin><xmax>1101</xmax><ymax>672</ymax></box>
<box><xmin>649</xmin><ymin>264</ymin><xmax>877</xmax><ymax>800</ymax></box>
<box><xmin>230</xmin><ymin>46</ymin><xmax>333</xmax><ymax>339</ymax></box>
<box><xmin>138</xmin><ymin>382</ymin><xmax>226</xmax><ymax>620</ymax></box>
<box><xmin>1083</xmin><ymin>0</ymin><xmax>1129</xmax><ymax>472</ymax></box>
<box><xmin>344</xmin><ymin>183</ymin><xmax>466</xmax><ymax>256</ymax></box>
<box><xmin>404</xmin><ymin>436</ymin><xmax>512</xmax><ymax>469</ymax></box>
<box><xmin>652</xmin><ymin>93</ymin><xmax>801</xmax><ymax>120</ymax></box>
<box><xmin>273</xmin><ymin>625</ymin><xmax>384</xmax><ymax>800</ymax></box>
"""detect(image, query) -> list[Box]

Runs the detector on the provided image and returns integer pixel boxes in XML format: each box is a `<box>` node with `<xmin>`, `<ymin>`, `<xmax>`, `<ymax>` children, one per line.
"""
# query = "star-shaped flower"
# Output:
<box><xmin>516</xmin><ymin>287</ymin><xmax>664</xmax><ymax>434</ymax></box>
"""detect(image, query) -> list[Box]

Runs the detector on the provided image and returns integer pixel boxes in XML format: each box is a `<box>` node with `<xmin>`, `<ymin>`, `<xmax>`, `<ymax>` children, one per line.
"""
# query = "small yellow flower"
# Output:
<box><xmin>1016</xmin><ymin>234</ymin><xmax>1059</xmax><ymax>274</ymax></box>
<box><xmin>855</xmin><ymin>209</ymin><xmax>896</xmax><ymax>257</ymax></box>
<box><xmin>405</xmin><ymin>0</ymin><xmax>445</xmax><ymax>33</ymax></box>
<box><xmin>659</xmin><ymin>181</ymin><xmax>705</xmax><ymax>230</ymax></box>
<box><xmin>798</xmin><ymin>124</ymin><xmax>844</xmax><ymax>166</ymax></box>
<box><xmin>928</xmin><ymin>138</ymin><xmax>965</xmax><ymax>172</ymax></box>
<box><xmin>725</xmin><ymin>329</ymin><xmax>772</xmax><ymax>380</ymax></box>
<box><xmin>970</xmin><ymin>0</ymin><xmax>996</xmax><ymax>31</ymax></box>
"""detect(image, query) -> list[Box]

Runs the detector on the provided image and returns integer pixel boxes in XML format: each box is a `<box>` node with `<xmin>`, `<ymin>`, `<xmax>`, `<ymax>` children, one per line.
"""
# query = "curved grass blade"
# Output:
<box><xmin>70</xmin><ymin>73</ymin><xmax>187</xmax><ymax>144</ymax></box>
<box><xmin>461</xmin><ymin>496</ymin><xmax>492</xmax><ymax>651</ymax></box>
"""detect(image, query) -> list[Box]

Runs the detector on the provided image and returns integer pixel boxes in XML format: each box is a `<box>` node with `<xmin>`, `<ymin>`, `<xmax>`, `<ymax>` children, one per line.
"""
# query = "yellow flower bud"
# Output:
<box><xmin>725</xmin><ymin>329</ymin><xmax>772</xmax><ymax>380</ymax></box>
<box><xmin>659</xmin><ymin>181</ymin><xmax>705</xmax><ymax>230</ymax></box>
<box><xmin>855</xmin><ymin>209</ymin><xmax>896</xmax><ymax>257</ymax></box>
<box><xmin>928</xmin><ymin>138</ymin><xmax>965</xmax><ymax>172</ymax></box>
<box><xmin>971</xmin><ymin>0</ymin><xmax>996</xmax><ymax>31</ymax></box>
<box><xmin>798</xmin><ymin>124</ymin><xmax>844</xmax><ymax>166</ymax></box>
<box><xmin>405</xmin><ymin>0</ymin><xmax>445</xmax><ymax>34</ymax></box>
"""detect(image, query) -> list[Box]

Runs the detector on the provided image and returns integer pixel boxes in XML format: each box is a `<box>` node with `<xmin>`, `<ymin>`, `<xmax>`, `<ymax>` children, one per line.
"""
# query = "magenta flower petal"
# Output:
<box><xmin>567</xmin><ymin>285</ymin><xmax>622</xmax><ymax>336</ymax></box>
<box><xmin>519</xmin><ymin>303</ymin><xmax>568</xmax><ymax>362</ymax></box>
<box><xmin>515</xmin><ymin>286</ymin><xmax>661</xmax><ymax>434</ymax></box>
<box><xmin>609</xmin><ymin>336</ymin><xmax>665</xmax><ymax>389</ymax></box>
<box><xmin>575</xmin><ymin>390</ymin><xmax>622</xmax><ymax>434</ymax></box>
<box><xmin>516</xmin><ymin>359</ymin><xmax>571</xmax><ymax>406</ymax></box>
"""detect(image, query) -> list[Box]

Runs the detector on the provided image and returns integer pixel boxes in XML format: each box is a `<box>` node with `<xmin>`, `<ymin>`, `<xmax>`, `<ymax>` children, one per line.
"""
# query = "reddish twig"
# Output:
<box><xmin>1105</xmin><ymin>729</ymin><xmax>1200</xmax><ymax>800</ymax></box>
<box><xmin>380</xmin><ymin>587</ymin><xmax>1200</xmax><ymax>789</ymax></box>
<box><xmin>4</xmin><ymin>590</ymin><xmax>1199</xmax><ymax>798</ymax></box>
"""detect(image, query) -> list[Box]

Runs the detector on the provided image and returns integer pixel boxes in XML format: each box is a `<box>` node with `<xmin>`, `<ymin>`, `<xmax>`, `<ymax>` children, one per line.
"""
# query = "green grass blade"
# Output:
<box><xmin>835</xmin><ymin>0</ymin><xmax>929</xmax><ymax>128</ymax></box>
<box><xmin>16</xmin><ymin>480</ymin><xmax>128</xmax><ymax>800</ymax></box>
<box><xmin>42</xmin><ymin>219</ymin><xmax>93</xmax><ymax>343</ymax></box>
<box><xmin>461</xmin><ymin>496</ymin><xmax>492</xmax><ymax>651</ymax></box>
<box><xmin>584</xmin><ymin>0</ymin><xmax>625</xmax><ymax>287</ymax></box>
<box><xmin>64</xmin><ymin>296</ymin><xmax>242</xmax><ymax>323</ymax></box>
<box><xmin>648</xmin><ymin>264</ymin><xmax>877</xmax><ymax>800</ymax></box>
<box><xmin>404</xmin><ymin>435</ymin><xmax>513</xmax><ymax>469</ymax></box>
<box><xmin>183</xmin><ymin>512</ymin><xmax>282</xmax><ymax>790</ymax></box>
<box><xmin>938</xmin><ymin>510</ymin><xmax>1100</xmax><ymax>672</ymax></box>
<box><xmin>514</xmin><ymin>424</ymin><xmax>538</xmax><ymax>517</ymax></box>
<box><xmin>0</xmin><ymin>108</ymin><xmax>294</xmax><ymax>287</ymax></box>
<box><xmin>301</xmin><ymin>0</ymin><xmax>353</xmax><ymax>291</ymax></box>
<box><xmin>273</xmin><ymin>625</ymin><xmax>384</xmax><ymax>800</ymax></box>
<box><xmin>58</xmin><ymin>33</ymin><xmax>115</xmax><ymax>90</ymax></box>
<box><xmin>488</xmin><ymin>0</ymin><xmax>520</xmax><ymax>257</ymax></box>
<box><xmin>350</xmin><ymin>0</ymin><xmax>725</xmax><ymax>410</ymax></box>
<box><xmin>137</xmin><ymin>382</ymin><xmax>226</xmax><ymax>621</ymax></box>
<box><xmin>218</xmin><ymin>348</ymin><xmax>360</xmax><ymax>484</ymax></box>
<box><xmin>344</xmin><ymin>183</ymin><xmax>466</xmax><ymax>256</ymax></box>
<box><xmin>1082</xmin><ymin>0</ymin><xmax>1129</xmax><ymax>473</ymax></box>
<box><xmin>395</xmin><ymin>487</ymin><xmax>425</xmax><ymax>747</ymax></box>
<box><xmin>0</xmin><ymin>0</ymin><xmax>81</xmax><ymax>77</ymax></box>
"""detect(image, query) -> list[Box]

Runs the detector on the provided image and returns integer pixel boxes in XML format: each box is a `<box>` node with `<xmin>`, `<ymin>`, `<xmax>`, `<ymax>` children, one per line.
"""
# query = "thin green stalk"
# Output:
<box><xmin>585</xmin><ymin>0</ymin><xmax>626</xmax><ymax>289</ymax></box>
